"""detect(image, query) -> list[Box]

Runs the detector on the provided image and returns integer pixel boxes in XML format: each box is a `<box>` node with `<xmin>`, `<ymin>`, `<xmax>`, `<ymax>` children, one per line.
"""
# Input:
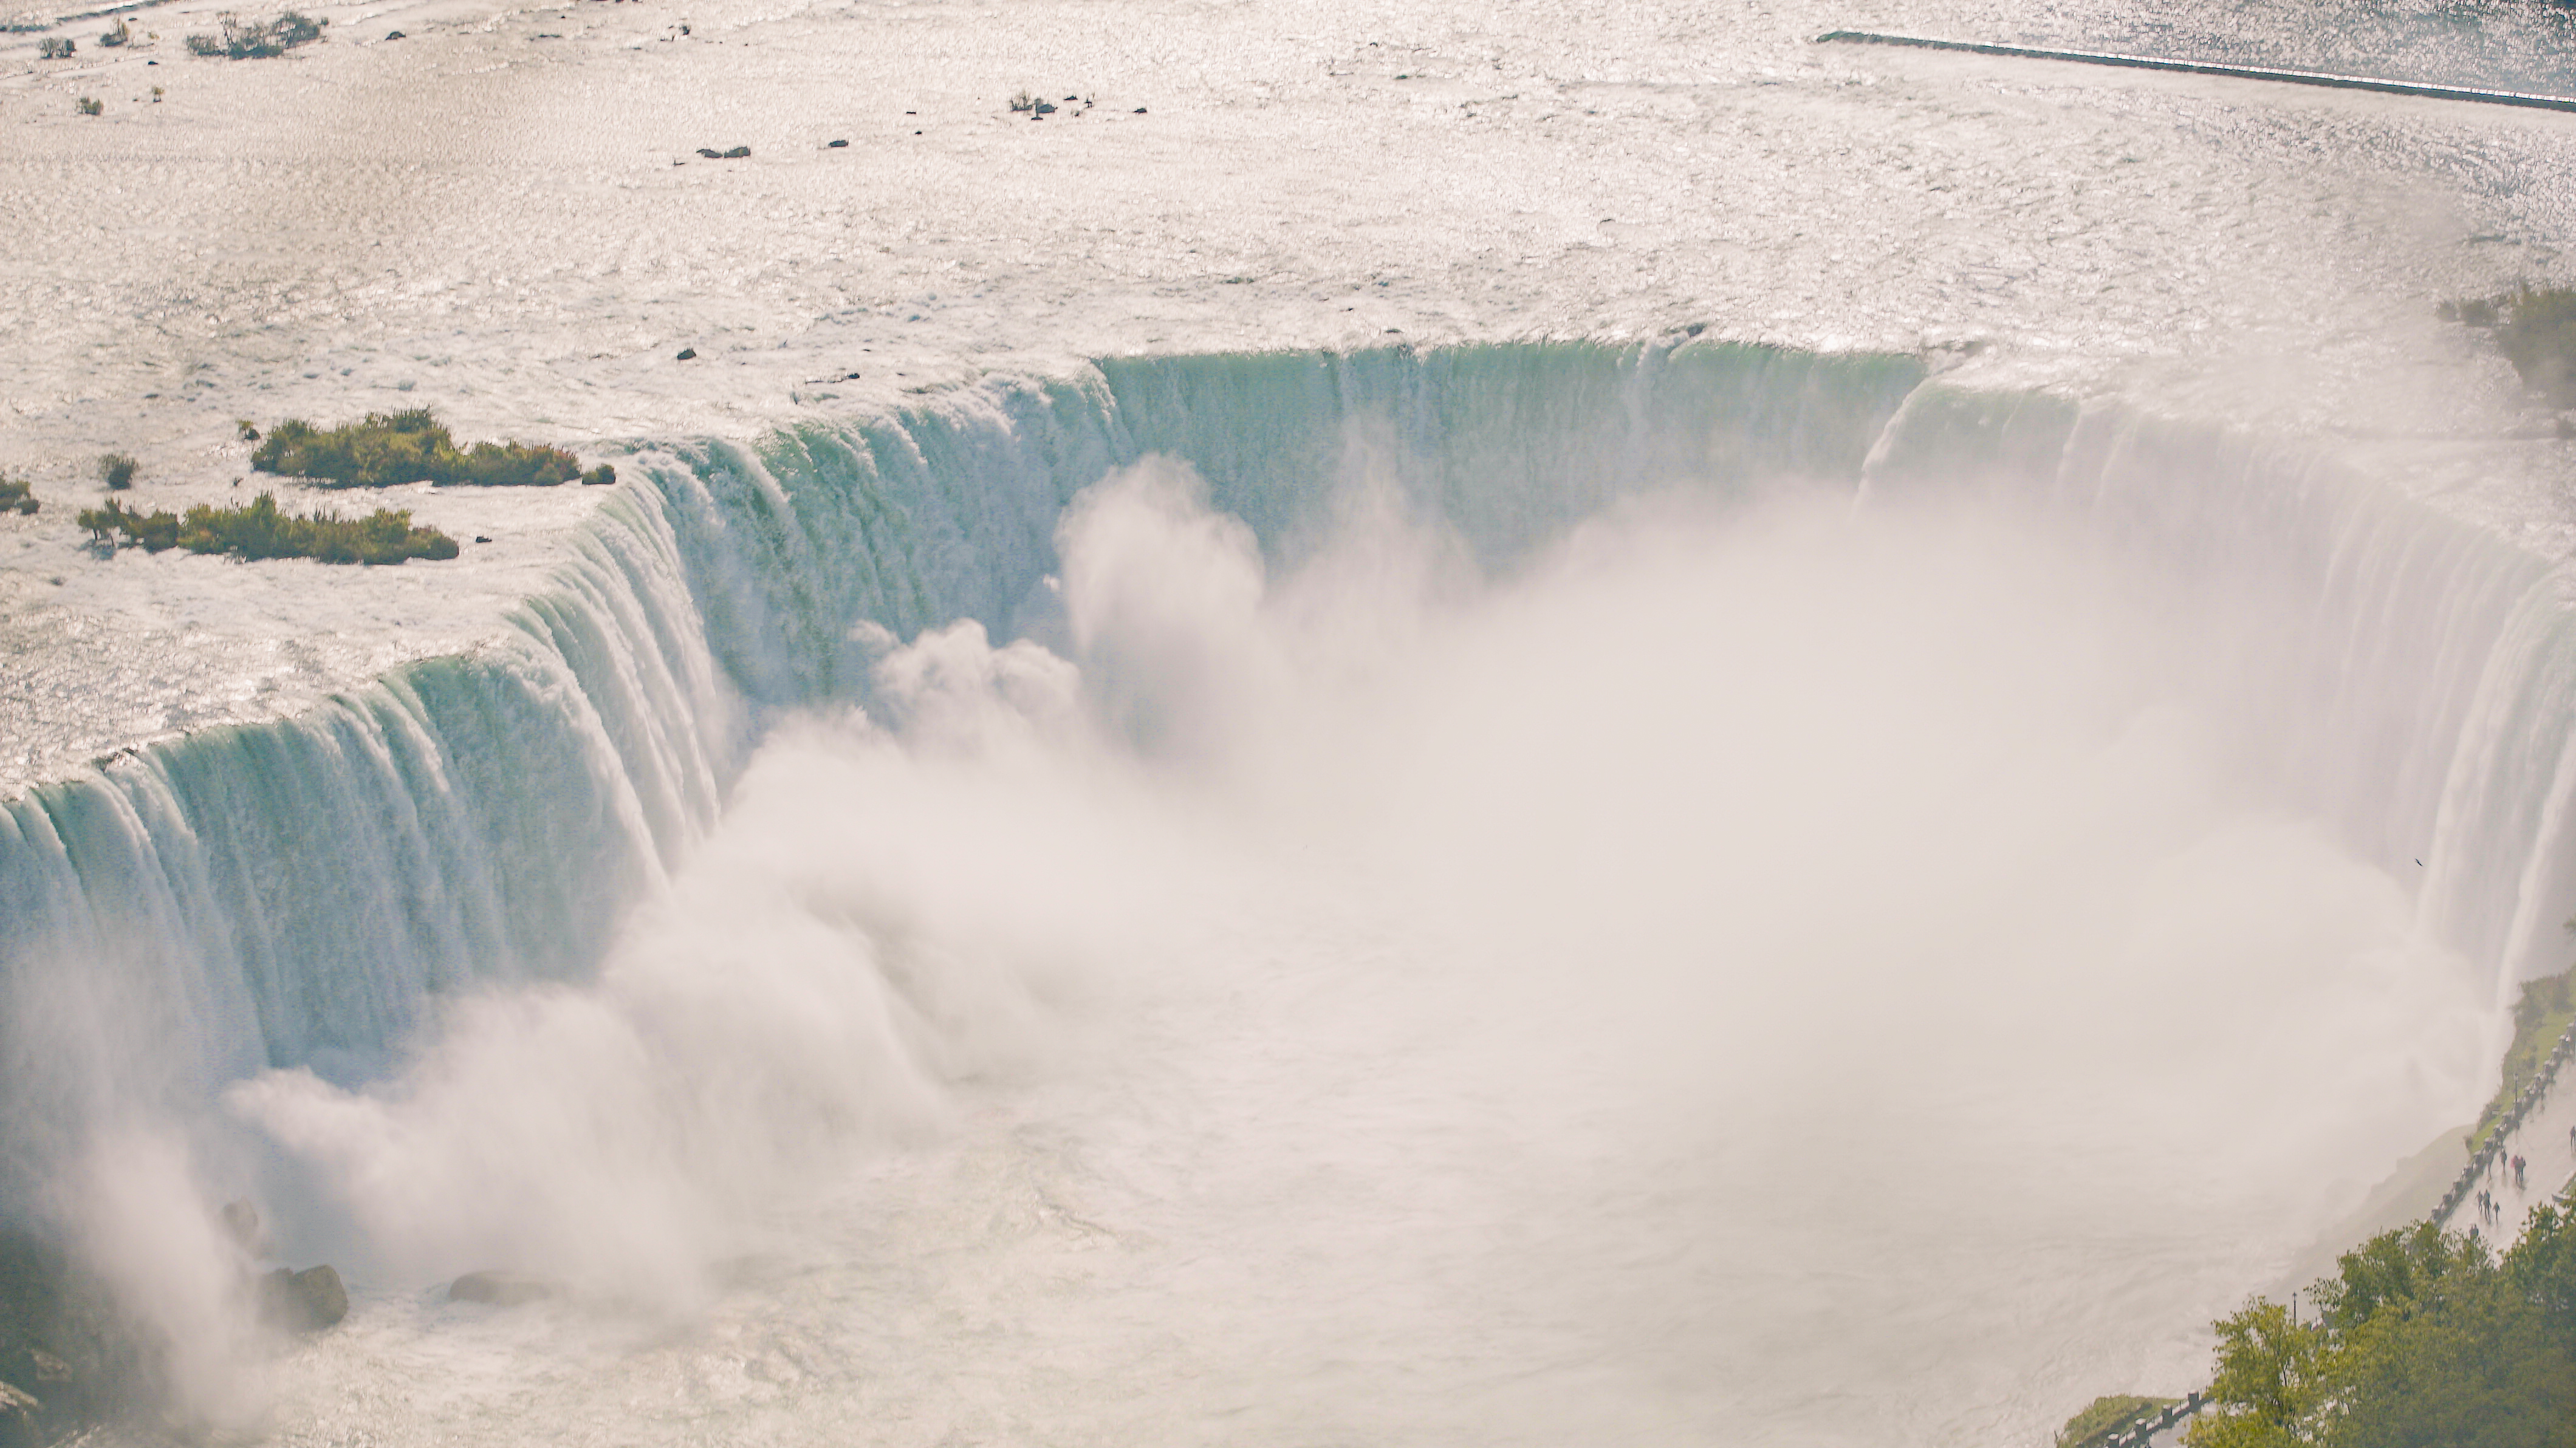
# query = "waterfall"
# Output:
<box><xmin>4</xmin><ymin>338</ymin><xmax>2572</xmax><ymax>1219</ymax></box>
<box><xmin>1867</xmin><ymin>383</ymin><xmax>2571</xmax><ymax>991</ymax></box>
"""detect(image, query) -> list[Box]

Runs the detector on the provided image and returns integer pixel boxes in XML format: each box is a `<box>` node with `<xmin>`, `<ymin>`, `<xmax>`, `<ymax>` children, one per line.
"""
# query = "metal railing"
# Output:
<box><xmin>2078</xmin><ymin>1020</ymin><xmax>2576</xmax><ymax>1448</ymax></box>
<box><xmin>1813</xmin><ymin>32</ymin><xmax>2576</xmax><ymax>114</ymax></box>
<box><xmin>2433</xmin><ymin>1020</ymin><xmax>2576</xmax><ymax>1231</ymax></box>
<box><xmin>2084</xmin><ymin>1391</ymin><xmax>2205</xmax><ymax>1448</ymax></box>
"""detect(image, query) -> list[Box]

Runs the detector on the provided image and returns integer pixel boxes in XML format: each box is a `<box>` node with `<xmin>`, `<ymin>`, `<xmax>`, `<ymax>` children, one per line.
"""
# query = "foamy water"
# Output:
<box><xmin>233</xmin><ymin>462</ymin><xmax>2489</xmax><ymax>1446</ymax></box>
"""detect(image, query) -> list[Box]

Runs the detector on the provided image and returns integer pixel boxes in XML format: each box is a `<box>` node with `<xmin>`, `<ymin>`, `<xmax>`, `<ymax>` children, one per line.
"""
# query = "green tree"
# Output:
<box><xmin>2191</xmin><ymin>1301</ymin><xmax>2334</xmax><ymax>1447</ymax></box>
<box><xmin>2194</xmin><ymin>1210</ymin><xmax>2576</xmax><ymax>1448</ymax></box>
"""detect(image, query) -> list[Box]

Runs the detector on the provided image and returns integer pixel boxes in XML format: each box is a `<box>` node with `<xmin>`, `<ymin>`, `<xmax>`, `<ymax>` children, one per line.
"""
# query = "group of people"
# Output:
<box><xmin>2471</xmin><ymin>1154</ymin><xmax>2535</xmax><ymax>1231</ymax></box>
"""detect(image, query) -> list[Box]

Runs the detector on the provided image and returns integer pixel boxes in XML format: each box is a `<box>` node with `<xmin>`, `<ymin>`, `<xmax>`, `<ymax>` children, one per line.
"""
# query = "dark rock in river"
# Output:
<box><xmin>258</xmin><ymin>1266</ymin><xmax>348</xmax><ymax>1334</ymax></box>
<box><xmin>447</xmin><ymin>1271</ymin><xmax>564</xmax><ymax>1307</ymax></box>
<box><xmin>0</xmin><ymin>1380</ymin><xmax>39</xmax><ymax>1448</ymax></box>
<box><xmin>0</xmin><ymin>1234</ymin><xmax>121</xmax><ymax>1432</ymax></box>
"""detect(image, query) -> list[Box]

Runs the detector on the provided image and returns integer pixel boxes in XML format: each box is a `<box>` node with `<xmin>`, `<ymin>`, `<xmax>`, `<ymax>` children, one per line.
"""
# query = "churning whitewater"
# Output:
<box><xmin>4</xmin><ymin>346</ymin><xmax>2571</xmax><ymax>1444</ymax></box>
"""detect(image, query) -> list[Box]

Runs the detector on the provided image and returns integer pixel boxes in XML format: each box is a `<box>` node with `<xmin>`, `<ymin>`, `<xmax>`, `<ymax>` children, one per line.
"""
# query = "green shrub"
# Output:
<box><xmin>37</xmin><ymin>35</ymin><xmax>71</xmax><ymax>57</ymax></box>
<box><xmin>445</xmin><ymin>439</ymin><xmax>583</xmax><ymax>487</ymax></box>
<box><xmin>96</xmin><ymin>453</ymin><xmax>136</xmax><ymax>490</ymax></box>
<box><xmin>75</xmin><ymin>95</ymin><xmax>101</xmax><ymax>115</ymax></box>
<box><xmin>97</xmin><ymin>19</ymin><xmax>127</xmax><ymax>46</ymax></box>
<box><xmin>581</xmin><ymin>463</ymin><xmax>616</xmax><ymax>487</ymax></box>
<box><xmin>0</xmin><ymin>474</ymin><xmax>36</xmax><ymax>516</ymax></box>
<box><xmin>185</xmin><ymin>11</ymin><xmax>322</xmax><ymax>58</ymax></box>
<box><xmin>85</xmin><ymin>500</ymin><xmax>179</xmax><ymax>552</ymax></box>
<box><xmin>78</xmin><ymin>493</ymin><xmax>457</xmax><ymax>563</ymax></box>
<box><xmin>250</xmin><ymin>408</ymin><xmax>581</xmax><ymax>487</ymax></box>
<box><xmin>75</xmin><ymin>504</ymin><xmax>116</xmax><ymax>545</ymax></box>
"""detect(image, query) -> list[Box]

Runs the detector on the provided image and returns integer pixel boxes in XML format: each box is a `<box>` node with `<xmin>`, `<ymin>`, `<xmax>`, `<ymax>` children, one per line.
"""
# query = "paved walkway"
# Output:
<box><xmin>2131</xmin><ymin>1038</ymin><xmax>2576</xmax><ymax>1448</ymax></box>
<box><xmin>2434</xmin><ymin>1045</ymin><xmax>2576</xmax><ymax>1249</ymax></box>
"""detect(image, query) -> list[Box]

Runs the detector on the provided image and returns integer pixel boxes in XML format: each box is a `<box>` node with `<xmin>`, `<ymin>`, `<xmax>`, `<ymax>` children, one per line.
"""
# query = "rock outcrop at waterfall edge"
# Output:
<box><xmin>1</xmin><ymin>1222</ymin><xmax>352</xmax><ymax>1444</ymax></box>
<box><xmin>0</xmin><ymin>1232</ymin><xmax>132</xmax><ymax>1446</ymax></box>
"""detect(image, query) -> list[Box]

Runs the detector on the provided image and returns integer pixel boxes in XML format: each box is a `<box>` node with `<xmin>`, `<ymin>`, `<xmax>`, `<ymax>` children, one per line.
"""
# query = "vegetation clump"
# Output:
<box><xmin>37</xmin><ymin>35</ymin><xmax>71</xmax><ymax>57</ymax></box>
<box><xmin>185</xmin><ymin>11</ymin><xmax>322</xmax><ymax>58</ymax></box>
<box><xmin>97</xmin><ymin>19</ymin><xmax>127</xmax><ymax>46</ymax></box>
<box><xmin>75</xmin><ymin>95</ymin><xmax>101</xmax><ymax>115</ymax></box>
<box><xmin>95</xmin><ymin>453</ymin><xmax>135</xmax><ymax>490</ymax></box>
<box><xmin>75</xmin><ymin>493</ymin><xmax>458</xmax><ymax>564</ymax></box>
<box><xmin>2190</xmin><ymin>1207</ymin><xmax>2576</xmax><ymax>1448</ymax></box>
<box><xmin>250</xmin><ymin>408</ymin><xmax>583</xmax><ymax>487</ymax></box>
<box><xmin>0</xmin><ymin>474</ymin><xmax>36</xmax><ymax>515</ymax></box>
<box><xmin>2058</xmin><ymin>1395</ymin><xmax>2181</xmax><ymax>1448</ymax></box>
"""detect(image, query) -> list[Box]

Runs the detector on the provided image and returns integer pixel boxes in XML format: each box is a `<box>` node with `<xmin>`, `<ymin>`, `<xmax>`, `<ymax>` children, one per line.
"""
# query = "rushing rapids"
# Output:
<box><xmin>1</xmin><ymin>341</ymin><xmax>2571</xmax><ymax>1443</ymax></box>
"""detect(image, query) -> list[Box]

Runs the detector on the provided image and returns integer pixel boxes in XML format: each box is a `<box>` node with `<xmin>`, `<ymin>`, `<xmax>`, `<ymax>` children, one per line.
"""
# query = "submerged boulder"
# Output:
<box><xmin>220</xmin><ymin>1200</ymin><xmax>267</xmax><ymax>1258</ymax></box>
<box><xmin>447</xmin><ymin>1271</ymin><xmax>564</xmax><ymax>1307</ymax></box>
<box><xmin>259</xmin><ymin>1266</ymin><xmax>348</xmax><ymax>1334</ymax></box>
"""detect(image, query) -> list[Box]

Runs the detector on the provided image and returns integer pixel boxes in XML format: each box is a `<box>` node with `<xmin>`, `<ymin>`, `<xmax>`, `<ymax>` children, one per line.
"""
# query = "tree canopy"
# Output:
<box><xmin>2191</xmin><ymin>1208</ymin><xmax>2576</xmax><ymax>1448</ymax></box>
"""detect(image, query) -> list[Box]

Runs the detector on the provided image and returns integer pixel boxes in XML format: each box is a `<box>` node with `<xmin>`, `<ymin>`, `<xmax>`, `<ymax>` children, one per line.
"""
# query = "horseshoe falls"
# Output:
<box><xmin>2</xmin><ymin>341</ymin><xmax>2571</xmax><ymax>1444</ymax></box>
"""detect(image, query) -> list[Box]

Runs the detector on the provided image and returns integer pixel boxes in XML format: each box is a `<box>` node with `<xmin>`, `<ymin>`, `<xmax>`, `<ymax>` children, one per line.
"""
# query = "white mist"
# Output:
<box><xmin>199</xmin><ymin>455</ymin><xmax>2490</xmax><ymax>1447</ymax></box>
